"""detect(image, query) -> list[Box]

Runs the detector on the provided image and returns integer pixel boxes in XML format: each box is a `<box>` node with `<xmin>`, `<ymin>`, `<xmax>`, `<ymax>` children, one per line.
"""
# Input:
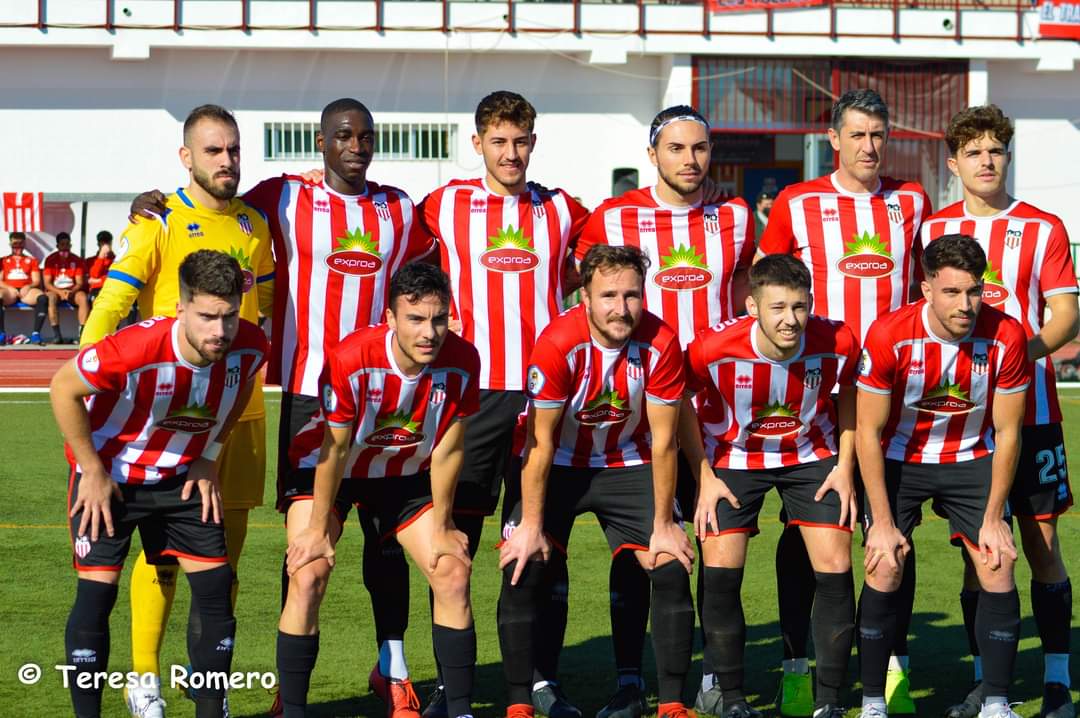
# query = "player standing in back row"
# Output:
<box><xmin>757</xmin><ymin>88</ymin><xmax>931</xmax><ymax>716</ymax></box>
<box><xmin>921</xmin><ymin>105</ymin><xmax>1077</xmax><ymax>718</ymax></box>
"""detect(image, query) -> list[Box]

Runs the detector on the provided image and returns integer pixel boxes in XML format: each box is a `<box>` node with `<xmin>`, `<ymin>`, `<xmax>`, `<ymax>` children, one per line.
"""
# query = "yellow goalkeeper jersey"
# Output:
<box><xmin>82</xmin><ymin>187</ymin><xmax>275</xmax><ymax>420</ymax></box>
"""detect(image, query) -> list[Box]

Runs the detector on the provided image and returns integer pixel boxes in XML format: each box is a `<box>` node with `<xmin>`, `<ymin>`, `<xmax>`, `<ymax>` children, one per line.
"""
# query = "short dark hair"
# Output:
<box><xmin>756</xmin><ymin>190</ymin><xmax>777</xmax><ymax>203</ymax></box>
<box><xmin>579</xmin><ymin>245</ymin><xmax>651</xmax><ymax>289</ymax></box>
<box><xmin>9</xmin><ymin>231</ymin><xmax>26</xmax><ymax>242</ymax></box>
<box><xmin>96</xmin><ymin>230</ymin><xmax>113</xmax><ymax>244</ymax></box>
<box><xmin>649</xmin><ymin>104</ymin><xmax>710</xmax><ymax>147</ymax></box>
<box><xmin>750</xmin><ymin>254</ymin><xmax>811</xmax><ymax>296</ymax></box>
<box><xmin>389</xmin><ymin>262</ymin><xmax>452</xmax><ymax>309</ymax></box>
<box><xmin>945</xmin><ymin>104</ymin><xmax>1014</xmax><ymax>155</ymax></box>
<box><xmin>56</xmin><ymin>232</ymin><xmax>71</xmax><ymax>243</ymax></box>
<box><xmin>183</xmin><ymin>104</ymin><xmax>238</xmax><ymax>146</ymax></box>
<box><xmin>831</xmin><ymin>89</ymin><xmax>889</xmax><ymax>131</ymax></box>
<box><xmin>475</xmin><ymin>91</ymin><xmax>536</xmax><ymax>135</ymax></box>
<box><xmin>922</xmin><ymin>233</ymin><xmax>987</xmax><ymax>280</ymax></box>
<box><xmin>320</xmin><ymin>97</ymin><xmax>373</xmax><ymax>134</ymax></box>
<box><xmin>178</xmin><ymin>249</ymin><xmax>245</xmax><ymax>303</ymax></box>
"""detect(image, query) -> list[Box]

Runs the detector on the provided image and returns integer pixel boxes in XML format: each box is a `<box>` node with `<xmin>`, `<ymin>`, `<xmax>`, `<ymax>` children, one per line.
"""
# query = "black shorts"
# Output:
<box><xmin>456</xmin><ymin>389</ymin><xmax>527</xmax><ymax>516</ymax></box>
<box><xmin>866</xmin><ymin>455</ymin><xmax>998</xmax><ymax>551</ymax></box>
<box><xmin>284</xmin><ymin>469</ymin><xmax>433</xmax><ymax>542</ymax></box>
<box><xmin>1010</xmin><ymin>423</ymin><xmax>1073</xmax><ymax>520</ymax></box>
<box><xmin>275</xmin><ymin>392</ymin><xmax>322</xmax><ymax>511</ymax></box>
<box><xmin>67</xmin><ymin>470</ymin><xmax>228</xmax><ymax>571</ymax></box>
<box><xmin>502</xmin><ymin>463</ymin><xmax>662</xmax><ymax>557</ymax></box>
<box><xmin>710</xmin><ymin>456</ymin><xmax>850</xmax><ymax>537</ymax></box>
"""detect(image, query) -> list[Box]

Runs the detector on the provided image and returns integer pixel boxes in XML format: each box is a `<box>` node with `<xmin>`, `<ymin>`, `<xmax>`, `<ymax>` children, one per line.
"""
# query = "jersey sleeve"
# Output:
<box><xmin>684</xmin><ymin>335</ymin><xmax>709</xmax><ymax>395</ymax></box>
<box><xmin>320</xmin><ymin>350</ymin><xmax>358</xmax><ymax>429</ymax></box>
<box><xmin>737</xmin><ymin>204</ymin><xmax>756</xmax><ymax>268</ymax></box>
<box><xmin>404</xmin><ymin>203</ymin><xmax>438</xmax><ymax>261</ymax></box>
<box><xmin>240</xmin><ymin>176</ymin><xmax>284</xmax><ymax>219</ymax></box>
<box><xmin>855</xmin><ymin>319</ymin><xmax>896</xmax><ymax>394</ymax></box>
<box><xmin>80</xmin><ymin>217</ymin><xmax>163</xmax><ymax>346</ymax></box>
<box><xmin>646</xmin><ymin>334</ymin><xmax>685</xmax><ymax>405</ymax></box>
<box><xmin>757</xmin><ymin>189</ymin><xmax>795</xmax><ymax>255</ymax></box>
<box><xmin>574</xmin><ymin>208</ymin><xmax>609</xmax><ymax>264</ymax></box>
<box><xmin>836</xmin><ymin>324</ymin><xmax>861</xmax><ymax>387</ymax></box>
<box><xmin>526</xmin><ymin>334</ymin><xmax>572</xmax><ymax>408</ymax></box>
<box><xmin>417</xmin><ymin>189</ymin><xmax>444</xmax><ymax>244</ymax></box>
<box><xmin>1040</xmin><ymin>221</ymin><xmax>1079</xmax><ymax>297</ymax></box>
<box><xmin>565</xmin><ymin>192</ymin><xmax>592</xmax><ymax>243</ymax></box>
<box><xmin>995</xmin><ymin>319</ymin><xmax>1031</xmax><ymax>394</ymax></box>
<box><xmin>74</xmin><ymin>335</ymin><xmax>129</xmax><ymax>394</ymax></box>
<box><xmin>41</xmin><ymin>256</ymin><xmax>55</xmax><ymax>281</ymax></box>
<box><xmin>456</xmin><ymin>346</ymin><xmax>482</xmax><ymax>419</ymax></box>
<box><xmin>240</xmin><ymin>322</ymin><xmax>270</xmax><ymax>379</ymax></box>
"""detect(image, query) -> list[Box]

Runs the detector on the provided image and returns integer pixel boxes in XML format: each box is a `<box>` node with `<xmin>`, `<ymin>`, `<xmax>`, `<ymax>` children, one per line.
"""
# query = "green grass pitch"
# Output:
<box><xmin>0</xmin><ymin>392</ymin><xmax>1076</xmax><ymax>717</ymax></box>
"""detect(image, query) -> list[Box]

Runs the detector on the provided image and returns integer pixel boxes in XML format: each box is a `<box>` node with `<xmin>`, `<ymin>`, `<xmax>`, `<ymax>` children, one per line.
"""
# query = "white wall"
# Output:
<box><xmin>0</xmin><ymin>47</ymin><xmax>673</xmax><ymax>209</ymax></box>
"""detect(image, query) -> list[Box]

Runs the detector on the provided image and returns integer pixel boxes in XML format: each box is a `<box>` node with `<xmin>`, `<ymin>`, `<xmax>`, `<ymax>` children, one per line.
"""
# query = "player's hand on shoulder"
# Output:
<box><xmin>498</xmin><ymin>519</ymin><xmax>551</xmax><ymax>585</ymax></box>
<box><xmin>649</xmin><ymin>519</ymin><xmax>694</xmax><ymax>573</ymax></box>
<box><xmin>129</xmin><ymin>190</ymin><xmax>167</xmax><ymax>222</ymax></box>
<box><xmin>978</xmin><ymin>517</ymin><xmax>1018</xmax><ymax>571</ymax></box>
<box><xmin>182</xmin><ymin>458</ymin><xmax>222</xmax><ymax>525</ymax></box>
<box><xmin>815</xmin><ymin>462</ymin><xmax>857</xmax><ymax>531</ymax></box>
<box><xmin>693</xmin><ymin>470</ymin><xmax>740</xmax><ymax>540</ymax></box>
<box><xmin>70</xmin><ymin>466</ymin><xmax>122</xmax><ymax>542</ymax></box>
<box><xmin>286</xmin><ymin>527</ymin><xmax>336</xmax><ymax>575</ymax></box>
<box><xmin>299</xmin><ymin>168</ymin><xmax>324</xmax><ymax>185</ymax></box>
<box><xmin>429</xmin><ymin>523</ymin><xmax>472</xmax><ymax>572</ymax></box>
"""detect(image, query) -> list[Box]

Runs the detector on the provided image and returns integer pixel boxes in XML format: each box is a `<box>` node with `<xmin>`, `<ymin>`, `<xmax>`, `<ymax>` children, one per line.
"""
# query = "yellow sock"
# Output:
<box><xmin>130</xmin><ymin>551</ymin><xmax>178</xmax><ymax>676</ymax></box>
<box><xmin>223</xmin><ymin>508</ymin><xmax>249</xmax><ymax>612</ymax></box>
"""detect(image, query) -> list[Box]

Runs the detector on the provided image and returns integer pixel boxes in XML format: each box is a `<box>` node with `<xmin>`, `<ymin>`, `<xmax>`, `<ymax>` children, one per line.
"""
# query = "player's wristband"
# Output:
<box><xmin>201</xmin><ymin>441</ymin><xmax>223</xmax><ymax>462</ymax></box>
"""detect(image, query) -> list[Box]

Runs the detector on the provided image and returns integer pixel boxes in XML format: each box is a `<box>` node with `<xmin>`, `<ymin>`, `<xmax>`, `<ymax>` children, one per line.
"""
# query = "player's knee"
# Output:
<box><xmin>864</xmin><ymin>564</ymin><xmax>902</xmax><ymax>593</ymax></box>
<box><xmin>289</xmin><ymin>562</ymin><xmax>332</xmax><ymax>606</ymax></box>
<box><xmin>430</xmin><ymin>555</ymin><xmax>471</xmax><ymax>606</ymax></box>
<box><xmin>975</xmin><ymin>560</ymin><xmax>1016</xmax><ymax>593</ymax></box>
<box><xmin>816</xmin><ymin>546</ymin><xmax>851</xmax><ymax>574</ymax></box>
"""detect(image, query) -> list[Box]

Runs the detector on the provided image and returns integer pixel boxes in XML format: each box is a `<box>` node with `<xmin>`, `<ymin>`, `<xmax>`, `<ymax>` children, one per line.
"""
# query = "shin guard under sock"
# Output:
<box><xmin>812</xmin><ymin>570</ymin><xmax>856</xmax><ymax>708</ymax></box>
<box><xmin>1031</xmin><ymin>579</ymin><xmax>1072</xmax><ymax>664</ymax></box>
<box><xmin>33</xmin><ymin>295</ymin><xmax>47</xmax><ymax>332</ymax></box>
<box><xmin>434</xmin><ymin>624</ymin><xmax>477</xmax><ymax>718</ymax></box>
<box><xmin>976</xmin><ymin>588</ymin><xmax>1020</xmax><ymax>699</ymax></box>
<box><xmin>535</xmin><ymin>556</ymin><xmax>570</xmax><ymax>684</ymax></box>
<box><xmin>498</xmin><ymin>559</ymin><xmax>549</xmax><ymax>705</ymax></box>
<box><xmin>186</xmin><ymin>566</ymin><xmax>236</xmax><ymax>702</ymax></box>
<box><xmin>277</xmin><ymin>631</ymin><xmax>319</xmax><ymax>716</ymax></box>
<box><xmin>360</xmin><ymin>513</ymin><xmax>410</xmax><ymax>647</ymax></box>
<box><xmin>894</xmin><ymin>544</ymin><xmax>915</xmax><ymax>658</ymax></box>
<box><xmin>649</xmin><ymin>560</ymin><xmax>694</xmax><ymax>704</ymax></box>
<box><xmin>776</xmin><ymin>526</ymin><xmax>815</xmax><ymax>661</ymax></box>
<box><xmin>858</xmin><ymin>584</ymin><xmax>899</xmax><ymax>699</ymax></box>
<box><xmin>702</xmin><ymin>566</ymin><xmax>746</xmax><ymax>704</ymax></box>
<box><xmin>610</xmin><ymin>548</ymin><xmax>651</xmax><ymax>684</ymax></box>
<box><xmin>66</xmin><ymin>579</ymin><xmax>119</xmax><ymax>718</ymax></box>
<box><xmin>960</xmin><ymin>588</ymin><xmax>981</xmax><ymax>661</ymax></box>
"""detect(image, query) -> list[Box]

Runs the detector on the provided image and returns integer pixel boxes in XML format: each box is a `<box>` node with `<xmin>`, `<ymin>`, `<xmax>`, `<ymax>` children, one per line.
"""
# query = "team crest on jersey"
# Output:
<box><xmin>575</xmin><ymin>390</ymin><xmax>631</xmax><ymax>426</ymax></box>
<box><xmin>857</xmin><ymin>349</ymin><xmax>872</xmax><ymax>377</ymax></box>
<box><xmin>747</xmin><ymin>401</ymin><xmax>803</xmax><ymax>437</ymax></box>
<box><xmin>803</xmin><ymin>367</ymin><xmax>822</xmax><ymax>390</ymax></box>
<box><xmin>156</xmin><ymin>403</ymin><xmax>217</xmax><ymax>434</ymax></box>
<box><xmin>836</xmin><ymin>232</ymin><xmax>895</xmax><ymax>279</ymax></box>
<box><xmin>638</xmin><ymin>219</ymin><xmax>656</xmax><ymax>234</ymax></box>
<box><xmin>654</xmin><ymin>245</ymin><xmax>713</xmax><ymax>292</ymax></box>
<box><xmin>225</xmin><ymin>366</ymin><xmax>241</xmax><ymax>389</ymax></box>
<box><xmin>886</xmin><ymin>202</ymin><xmax>903</xmax><ymax>225</ymax></box>
<box><xmin>735</xmin><ymin>374</ymin><xmax>753</xmax><ymax>389</ymax></box>
<box><xmin>911</xmin><ymin>381</ymin><xmax>977</xmax><ymax>414</ymax></box>
<box><xmin>326</xmin><ymin>228</ymin><xmax>383</xmax><ymax>276</ymax></box>
<box><xmin>626</xmin><ymin>356</ymin><xmax>644</xmax><ymax>381</ymax></box>
<box><xmin>237</xmin><ymin>213</ymin><xmax>253</xmax><ymax>236</ymax></box>
<box><xmin>532</xmin><ymin>197</ymin><xmax>546</xmax><ymax>218</ymax></box>
<box><xmin>227</xmin><ymin>246</ymin><xmax>255</xmax><ymax>293</ymax></box>
<box><xmin>80</xmin><ymin>348</ymin><xmax>100</xmax><ymax>373</ymax></box>
<box><xmin>527</xmin><ymin>365</ymin><xmax>546</xmax><ymax>397</ymax></box>
<box><xmin>972</xmin><ymin>353</ymin><xmax>989</xmax><ymax>375</ymax></box>
<box><xmin>74</xmin><ymin>534</ymin><xmax>91</xmax><ymax>559</ymax></box>
<box><xmin>821</xmin><ymin>207</ymin><xmax>839</xmax><ymax>222</ymax></box>
<box><xmin>703</xmin><ymin>212</ymin><xmax>720</xmax><ymax>234</ymax></box>
<box><xmin>323</xmin><ymin>384</ymin><xmax>338</xmax><ymax>413</ymax></box>
<box><xmin>187</xmin><ymin>223</ymin><xmax>204</xmax><ymax>238</ymax></box>
<box><xmin>429</xmin><ymin>382</ymin><xmax>446</xmax><ymax>405</ymax></box>
<box><xmin>479</xmin><ymin>226</ymin><xmax>540</xmax><ymax>273</ymax></box>
<box><xmin>908</xmin><ymin>360</ymin><xmax>924</xmax><ymax>376</ymax></box>
<box><xmin>1004</xmin><ymin>228</ymin><xmax>1023</xmax><ymax>249</ymax></box>
<box><xmin>374</xmin><ymin>200</ymin><xmax>391</xmax><ymax>221</ymax></box>
<box><xmin>313</xmin><ymin>199</ymin><xmax>331</xmax><ymax>213</ymax></box>
<box><xmin>363</xmin><ymin>412</ymin><xmax>425</xmax><ymax>447</ymax></box>
<box><xmin>981</xmin><ymin>263</ymin><xmax>1009</xmax><ymax>306</ymax></box>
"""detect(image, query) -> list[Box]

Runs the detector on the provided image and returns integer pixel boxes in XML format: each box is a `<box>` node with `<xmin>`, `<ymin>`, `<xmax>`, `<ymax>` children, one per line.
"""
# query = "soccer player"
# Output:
<box><xmin>681</xmin><ymin>254</ymin><xmax>859</xmax><ymax>718</ymax></box>
<box><xmin>920</xmin><ymin>105</ymin><xmax>1078</xmax><ymax>718</ymax></box>
<box><xmin>84</xmin><ymin>104</ymin><xmax>275</xmax><ymax>716</ymax></box>
<box><xmin>0</xmin><ymin>230</ymin><xmax>48</xmax><ymax>345</ymax></box>
<box><xmin>43</xmin><ymin>231</ymin><xmax>90</xmax><ymax>343</ymax></box>
<box><xmin>575</xmin><ymin>104</ymin><xmax>754</xmax><ymax>718</ymax></box>
<box><xmin>757</xmin><ymin>88</ymin><xmax>932</xmax><ymax>716</ymax></box>
<box><xmin>51</xmin><ymin>249</ymin><xmax>267</xmax><ymax>718</ymax></box>
<box><xmin>280</xmin><ymin>262</ymin><xmax>480</xmax><ymax>718</ymax></box>
<box><xmin>418</xmin><ymin>90</ymin><xmax>590</xmax><ymax>718</ymax></box>
<box><xmin>856</xmin><ymin>234</ymin><xmax>1029</xmax><ymax>718</ymax></box>
<box><xmin>498</xmin><ymin>244</ymin><xmax>696</xmax><ymax>718</ymax></box>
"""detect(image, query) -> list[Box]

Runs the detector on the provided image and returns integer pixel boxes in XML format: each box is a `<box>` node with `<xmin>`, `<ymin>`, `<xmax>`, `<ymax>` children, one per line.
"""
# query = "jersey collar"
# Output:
<box><xmin>920</xmin><ymin>302</ymin><xmax>974</xmax><ymax>345</ymax></box>
<box><xmin>750</xmin><ymin>319</ymin><xmax>805</xmax><ymax>364</ymax></box>
<box><xmin>829</xmin><ymin>171</ymin><xmax>882</xmax><ymax>198</ymax></box>
<box><xmin>384</xmin><ymin>328</ymin><xmax>425</xmax><ymax>383</ymax></box>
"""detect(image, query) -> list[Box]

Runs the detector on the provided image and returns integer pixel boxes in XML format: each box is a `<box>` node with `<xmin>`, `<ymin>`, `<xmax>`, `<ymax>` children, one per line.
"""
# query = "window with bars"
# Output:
<box><xmin>263</xmin><ymin>121</ymin><xmax>456</xmax><ymax>161</ymax></box>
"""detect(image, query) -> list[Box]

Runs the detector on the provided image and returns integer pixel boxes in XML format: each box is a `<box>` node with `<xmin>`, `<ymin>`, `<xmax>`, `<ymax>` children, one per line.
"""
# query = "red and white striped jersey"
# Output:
<box><xmin>43</xmin><ymin>251</ymin><xmax>86</xmax><ymax>290</ymax></box>
<box><xmin>290</xmin><ymin>324</ymin><xmax>481</xmax><ymax>479</ymax></box>
<box><xmin>419</xmin><ymin>179</ymin><xmax>590</xmax><ymax>392</ymax></box>
<box><xmin>760</xmin><ymin>173</ymin><xmax>932</xmax><ymax>344</ymax></box>
<box><xmin>920</xmin><ymin>200</ymin><xmax>1078</xmax><ymax>426</ymax></box>
<box><xmin>244</xmin><ymin>175</ymin><xmax>435</xmax><ymax>397</ymax></box>
<box><xmin>857</xmin><ymin>301</ymin><xmax>1029</xmax><ymax>464</ymax></box>
<box><xmin>575</xmin><ymin>187</ymin><xmax>755</xmax><ymax>348</ymax></box>
<box><xmin>69</xmin><ymin>316</ymin><xmax>268</xmax><ymax>484</ymax></box>
<box><xmin>686</xmin><ymin>315</ymin><xmax>860</xmax><ymax>470</ymax></box>
<box><xmin>526</xmin><ymin>304</ymin><xmax>684</xmax><ymax>468</ymax></box>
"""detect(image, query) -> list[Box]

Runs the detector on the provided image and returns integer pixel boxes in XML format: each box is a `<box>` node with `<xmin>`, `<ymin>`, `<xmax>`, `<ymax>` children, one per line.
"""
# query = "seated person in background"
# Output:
<box><xmin>87</xmin><ymin>231</ymin><xmax>114</xmax><ymax>300</ymax></box>
<box><xmin>43</xmin><ymin>231</ymin><xmax>90</xmax><ymax>344</ymax></box>
<box><xmin>0</xmin><ymin>231</ymin><xmax>48</xmax><ymax>345</ymax></box>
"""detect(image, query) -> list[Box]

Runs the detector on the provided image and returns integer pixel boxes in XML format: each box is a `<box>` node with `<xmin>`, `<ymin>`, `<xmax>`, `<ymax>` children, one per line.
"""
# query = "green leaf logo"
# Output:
<box><xmin>479</xmin><ymin>225</ymin><xmax>540</xmax><ymax>273</ymax></box>
<box><xmin>836</xmin><ymin>231</ymin><xmax>895</xmax><ymax>278</ymax></box>
<box><xmin>842</xmin><ymin>231</ymin><xmax>890</xmax><ymax>258</ymax></box>
<box><xmin>334</xmin><ymin>227</ymin><xmax>380</xmax><ymax>256</ymax></box>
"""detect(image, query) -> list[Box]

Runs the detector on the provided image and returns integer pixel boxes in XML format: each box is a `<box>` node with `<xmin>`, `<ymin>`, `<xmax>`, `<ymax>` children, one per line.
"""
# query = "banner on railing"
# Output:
<box><xmin>1038</xmin><ymin>0</ymin><xmax>1080</xmax><ymax>39</ymax></box>
<box><xmin>710</xmin><ymin>0</ymin><xmax>826</xmax><ymax>11</ymax></box>
<box><xmin>2</xmin><ymin>192</ymin><xmax>43</xmax><ymax>233</ymax></box>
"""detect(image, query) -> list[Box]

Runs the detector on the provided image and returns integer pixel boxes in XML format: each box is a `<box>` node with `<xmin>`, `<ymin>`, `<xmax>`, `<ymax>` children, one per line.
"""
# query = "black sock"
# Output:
<box><xmin>610</xmin><ymin>549</ymin><xmax>650</xmax><ymax>685</ymax></box>
<box><xmin>535</xmin><ymin>555</ymin><xmax>569</xmax><ymax>684</ymax></box>
<box><xmin>1031</xmin><ymin>579</ymin><xmax>1072</xmax><ymax>656</ymax></box>
<box><xmin>33</xmin><ymin>295</ymin><xmax>47</xmax><ymax>332</ymax></box>
<box><xmin>0</xmin><ymin>303</ymin><xmax>6</xmax><ymax>333</ymax></box>
<box><xmin>894</xmin><ymin>544</ymin><xmax>915</xmax><ymax>657</ymax></box>
<box><xmin>433</xmin><ymin>514</ymin><xmax>485</xmax><ymax>688</ymax></box>
<box><xmin>960</xmin><ymin>588</ymin><xmax>981</xmax><ymax>660</ymax></box>
<box><xmin>434</xmin><ymin>624</ymin><xmax>476</xmax><ymax>717</ymax></box>
<box><xmin>186</xmin><ymin>565</ymin><xmax>236</xmax><ymax>705</ymax></box>
<box><xmin>702</xmin><ymin>566</ymin><xmax>746</xmax><ymax>703</ymax></box>
<box><xmin>858</xmin><ymin>584</ymin><xmax>899</xmax><ymax>699</ymax></box>
<box><xmin>976</xmin><ymin>588</ymin><xmax>1020</xmax><ymax>699</ymax></box>
<box><xmin>498</xmin><ymin>559</ymin><xmax>548</xmax><ymax>705</ymax></box>
<box><xmin>65</xmin><ymin>579</ymin><xmax>119</xmax><ymax>718</ymax></box>
<box><xmin>277</xmin><ymin>631</ymin><xmax>319</xmax><ymax>717</ymax></box>
<box><xmin>360</xmin><ymin>512</ymin><xmax>410</xmax><ymax>648</ymax></box>
<box><xmin>696</xmin><ymin>551</ymin><xmax>712</xmax><ymax>679</ymax></box>
<box><xmin>812</xmin><ymin>570</ymin><xmax>855</xmax><ymax>708</ymax></box>
<box><xmin>649</xmin><ymin>560</ymin><xmax>694</xmax><ymax>704</ymax></box>
<box><xmin>776</xmin><ymin>526</ymin><xmax>815</xmax><ymax>660</ymax></box>
<box><xmin>51</xmin><ymin>323</ymin><xmax>63</xmax><ymax>341</ymax></box>
<box><xmin>280</xmin><ymin>554</ymin><xmax>290</xmax><ymax>612</ymax></box>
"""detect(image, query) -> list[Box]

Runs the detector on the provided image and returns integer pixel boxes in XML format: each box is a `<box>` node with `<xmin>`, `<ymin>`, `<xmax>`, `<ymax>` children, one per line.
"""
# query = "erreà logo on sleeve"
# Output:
<box><xmin>479</xmin><ymin>226</ymin><xmax>539</xmax><ymax>273</ymax></box>
<box><xmin>747</xmin><ymin>401</ymin><xmax>803</xmax><ymax>437</ymax></box>
<box><xmin>363</xmin><ymin>411</ymin><xmax>425</xmax><ymax>447</ymax></box>
<box><xmin>156</xmin><ymin>403</ymin><xmax>218</xmax><ymax>433</ymax></box>
<box><xmin>653</xmin><ymin>244</ymin><xmax>712</xmax><ymax>292</ymax></box>
<box><xmin>836</xmin><ymin>232</ymin><xmax>895</xmax><ymax>278</ymax></box>
<box><xmin>326</xmin><ymin>228</ymin><xmax>383</xmax><ymax>276</ymax></box>
<box><xmin>911</xmin><ymin>381</ymin><xmax>977</xmax><ymax>414</ymax></box>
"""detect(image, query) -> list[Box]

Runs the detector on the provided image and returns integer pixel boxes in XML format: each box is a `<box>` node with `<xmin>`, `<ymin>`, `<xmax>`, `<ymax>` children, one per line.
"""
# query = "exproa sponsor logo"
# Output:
<box><xmin>746</xmin><ymin>402</ymin><xmax>803</xmax><ymax>437</ymax></box>
<box><xmin>363</xmin><ymin>412</ymin><xmax>425</xmax><ymax>447</ymax></box>
<box><xmin>227</xmin><ymin>247</ymin><xmax>255</xmax><ymax>293</ymax></box>
<box><xmin>836</xmin><ymin>231</ymin><xmax>895</xmax><ymax>279</ymax></box>
<box><xmin>156</xmin><ymin>404</ymin><xmax>217</xmax><ymax>434</ymax></box>
<box><xmin>911</xmin><ymin>382</ymin><xmax>977</xmax><ymax>415</ymax></box>
<box><xmin>574</xmin><ymin>391</ymin><xmax>631</xmax><ymax>426</ymax></box>
<box><xmin>982</xmin><ymin>263</ymin><xmax>1009</xmax><ymax>306</ymax></box>
<box><xmin>479</xmin><ymin>226</ymin><xmax>539</xmax><ymax>273</ymax></box>
<box><xmin>653</xmin><ymin>244</ymin><xmax>712</xmax><ymax>292</ymax></box>
<box><xmin>326</xmin><ymin>228</ymin><xmax>383</xmax><ymax>277</ymax></box>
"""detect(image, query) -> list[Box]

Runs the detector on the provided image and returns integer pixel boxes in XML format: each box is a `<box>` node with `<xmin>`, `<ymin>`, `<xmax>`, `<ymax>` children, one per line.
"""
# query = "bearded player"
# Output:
<box><xmin>921</xmin><ymin>105</ymin><xmax>1077</xmax><ymax>718</ymax></box>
